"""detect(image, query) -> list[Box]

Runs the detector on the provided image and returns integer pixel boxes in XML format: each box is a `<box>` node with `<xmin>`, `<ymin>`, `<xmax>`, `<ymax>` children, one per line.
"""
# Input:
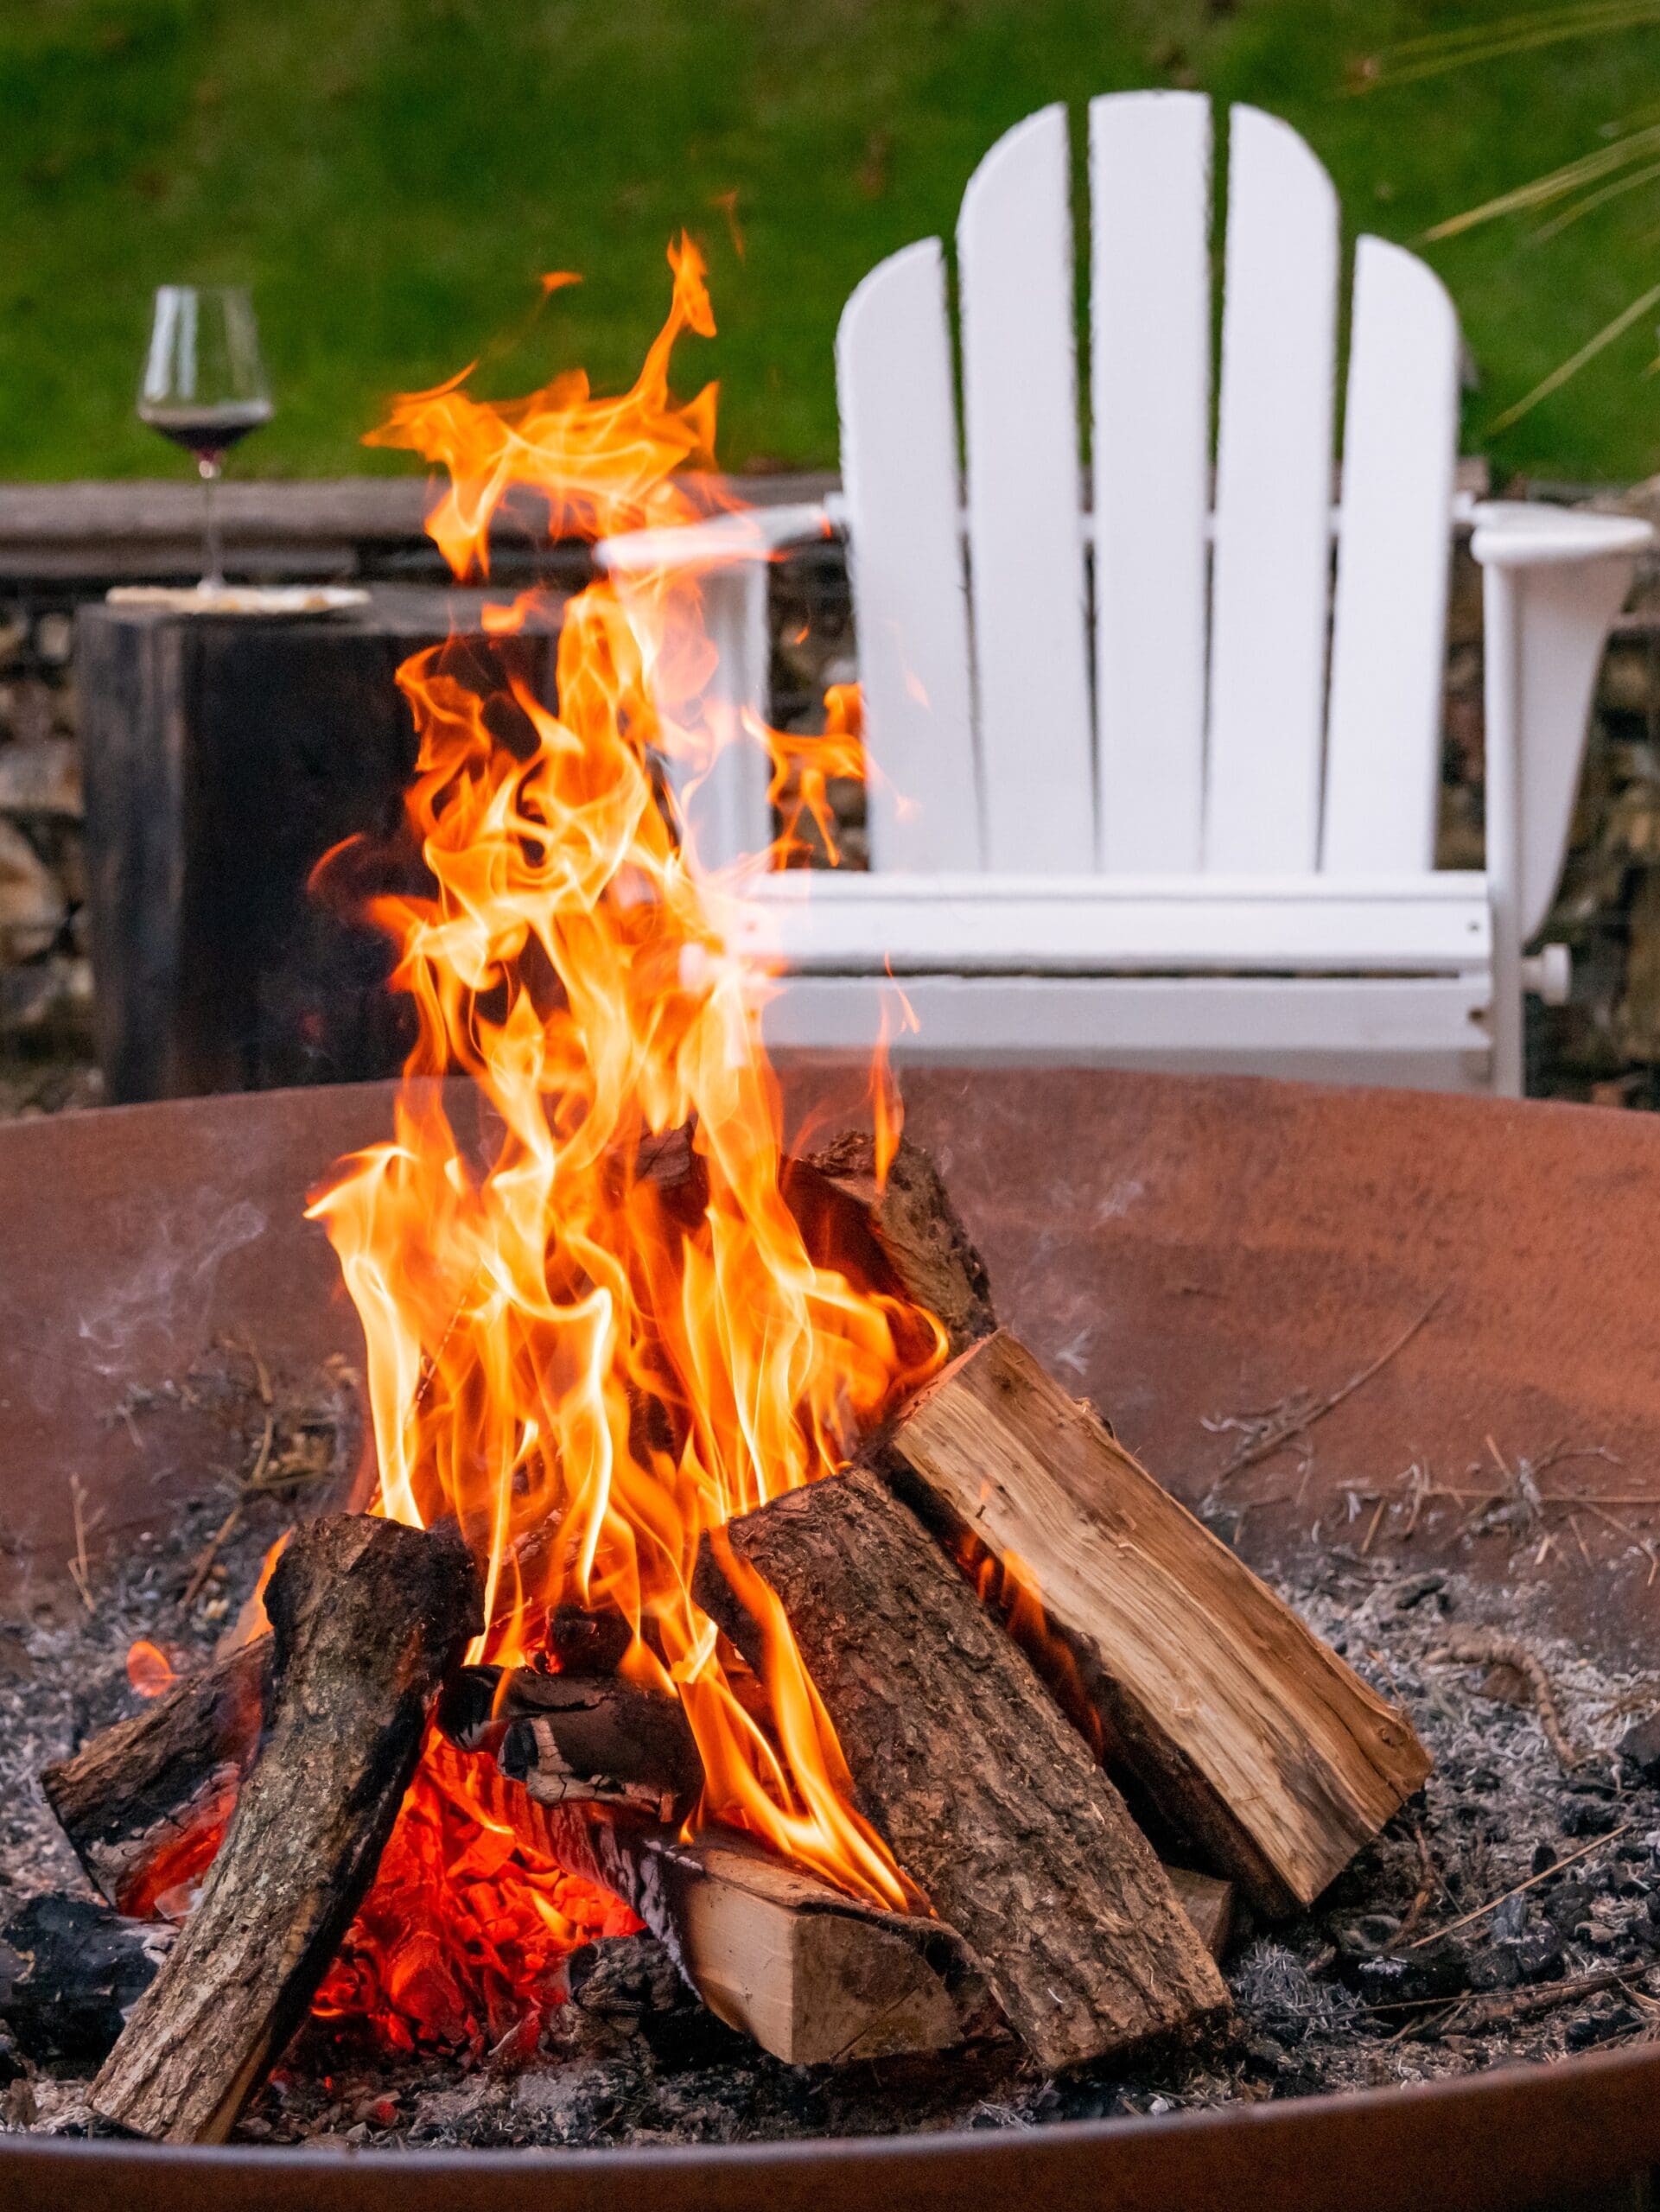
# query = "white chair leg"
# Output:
<box><xmin>1481</xmin><ymin>562</ymin><xmax>1524</xmax><ymax>1099</ymax></box>
<box><xmin>684</xmin><ymin>562</ymin><xmax>775</xmax><ymax>873</ymax></box>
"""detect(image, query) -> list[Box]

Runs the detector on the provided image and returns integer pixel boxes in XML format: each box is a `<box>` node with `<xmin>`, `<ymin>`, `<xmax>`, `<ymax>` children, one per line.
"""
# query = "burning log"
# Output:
<box><xmin>878</xmin><ymin>1331</ymin><xmax>1432</xmax><ymax>1914</ymax></box>
<box><xmin>439</xmin><ymin>1664</ymin><xmax>706</xmax><ymax>1823</ymax></box>
<box><xmin>92</xmin><ymin>1514</ymin><xmax>481</xmax><ymax>2144</ymax></box>
<box><xmin>41</xmin><ymin>1636</ymin><xmax>267</xmax><ymax>1913</ymax></box>
<box><xmin>695</xmin><ymin>1467</ymin><xmax>1230</xmax><ymax>2071</ymax></box>
<box><xmin>445</xmin><ymin>1745</ymin><xmax>997</xmax><ymax>2066</ymax></box>
<box><xmin>786</xmin><ymin>1132</ymin><xmax>995</xmax><ymax>1355</ymax></box>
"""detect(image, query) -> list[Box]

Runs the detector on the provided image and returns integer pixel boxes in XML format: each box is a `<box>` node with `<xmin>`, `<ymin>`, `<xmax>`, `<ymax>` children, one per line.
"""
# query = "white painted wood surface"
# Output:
<box><xmin>672</xmin><ymin>563</ymin><xmax>775</xmax><ymax>869</ymax></box>
<box><xmin>836</xmin><ymin>239</ymin><xmax>981</xmax><ymax>872</ymax></box>
<box><xmin>591</xmin><ymin>97</ymin><xmax>1653</xmax><ymax>1096</ymax></box>
<box><xmin>1322</xmin><ymin>239</ymin><xmax>1460</xmax><ymax>875</ymax></box>
<box><xmin>758</xmin><ymin>976</ymin><xmax>1491</xmax><ymax>1082</ymax></box>
<box><xmin>732</xmin><ymin>871</ymin><xmax>1488</xmax><ymax>974</ymax></box>
<box><xmin>957</xmin><ymin>105</ymin><xmax>1095</xmax><ymax>871</ymax></box>
<box><xmin>1089</xmin><ymin>91</ymin><xmax>1212</xmax><ymax>873</ymax></box>
<box><xmin>1205</xmin><ymin>106</ymin><xmax>1339</xmax><ymax>873</ymax></box>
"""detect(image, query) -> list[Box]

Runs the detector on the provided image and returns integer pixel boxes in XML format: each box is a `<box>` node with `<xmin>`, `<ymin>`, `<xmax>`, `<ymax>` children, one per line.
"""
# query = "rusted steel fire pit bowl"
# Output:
<box><xmin>3</xmin><ymin>1063</ymin><xmax>1660</xmax><ymax>2212</ymax></box>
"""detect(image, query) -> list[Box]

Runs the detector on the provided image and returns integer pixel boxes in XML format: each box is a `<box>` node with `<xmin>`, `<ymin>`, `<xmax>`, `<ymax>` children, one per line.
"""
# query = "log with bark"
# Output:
<box><xmin>441</xmin><ymin>1741</ymin><xmax>997</xmax><ymax>2067</ymax></box>
<box><xmin>41</xmin><ymin>1636</ymin><xmax>268</xmax><ymax>1913</ymax></box>
<box><xmin>46</xmin><ymin>1618</ymin><xmax>678</xmax><ymax>1903</ymax></box>
<box><xmin>91</xmin><ymin>1514</ymin><xmax>481</xmax><ymax>2143</ymax></box>
<box><xmin>785</xmin><ymin>1132</ymin><xmax>995</xmax><ymax>1355</ymax></box>
<box><xmin>877</xmin><ymin>1331</ymin><xmax>1432</xmax><ymax>1914</ymax></box>
<box><xmin>695</xmin><ymin>1466</ymin><xmax>1230</xmax><ymax>2072</ymax></box>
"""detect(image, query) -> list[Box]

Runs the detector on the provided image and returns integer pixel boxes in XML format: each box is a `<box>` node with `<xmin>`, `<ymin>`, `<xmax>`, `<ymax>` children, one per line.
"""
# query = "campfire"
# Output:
<box><xmin>20</xmin><ymin>245</ymin><xmax>1435</xmax><ymax>2145</ymax></box>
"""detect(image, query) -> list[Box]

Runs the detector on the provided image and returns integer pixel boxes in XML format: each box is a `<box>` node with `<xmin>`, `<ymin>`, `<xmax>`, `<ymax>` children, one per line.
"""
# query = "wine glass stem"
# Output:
<box><xmin>198</xmin><ymin>456</ymin><xmax>224</xmax><ymax>591</ymax></box>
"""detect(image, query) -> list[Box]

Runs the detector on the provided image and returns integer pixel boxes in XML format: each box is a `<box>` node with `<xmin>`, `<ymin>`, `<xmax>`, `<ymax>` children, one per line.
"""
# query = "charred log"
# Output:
<box><xmin>439</xmin><ymin>1664</ymin><xmax>705</xmax><ymax>1823</ymax></box>
<box><xmin>92</xmin><ymin>1515</ymin><xmax>481</xmax><ymax>2144</ymax></box>
<box><xmin>695</xmin><ymin>1466</ymin><xmax>1229</xmax><ymax>2071</ymax></box>
<box><xmin>41</xmin><ymin>1637</ymin><xmax>269</xmax><ymax>1914</ymax></box>
<box><xmin>0</xmin><ymin>1895</ymin><xmax>172</xmax><ymax>2063</ymax></box>
<box><xmin>879</xmin><ymin>1332</ymin><xmax>1432</xmax><ymax>1913</ymax></box>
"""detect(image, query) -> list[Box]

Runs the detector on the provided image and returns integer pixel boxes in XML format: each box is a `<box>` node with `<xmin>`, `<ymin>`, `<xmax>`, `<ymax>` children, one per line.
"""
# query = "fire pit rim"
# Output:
<box><xmin>7</xmin><ymin>2039</ymin><xmax>1660</xmax><ymax>2212</ymax></box>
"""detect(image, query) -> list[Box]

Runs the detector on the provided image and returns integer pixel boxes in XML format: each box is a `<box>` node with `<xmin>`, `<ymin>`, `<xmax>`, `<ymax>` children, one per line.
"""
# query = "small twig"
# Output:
<box><xmin>178</xmin><ymin>1402</ymin><xmax>277</xmax><ymax>1611</ymax></box>
<box><xmin>1458</xmin><ymin>1961</ymin><xmax>1648</xmax><ymax>2033</ymax></box>
<box><xmin>1427</xmin><ymin>1626</ymin><xmax>1584</xmax><ymax>1770</ymax></box>
<box><xmin>1568</xmin><ymin>1512</ymin><xmax>1594</xmax><ymax>1572</ymax></box>
<box><xmin>1407</xmin><ymin>1822</ymin><xmax>1631</xmax><ymax>1949</ymax></box>
<box><xmin>1360</xmin><ymin>1496</ymin><xmax>1389</xmax><ymax>1555</ymax></box>
<box><xmin>1384</xmin><ymin>1822</ymin><xmax>1437</xmax><ymax>1952</ymax></box>
<box><xmin>1205</xmin><ymin>1291</ymin><xmax>1446</xmax><ymax>1483</ymax></box>
<box><xmin>1380</xmin><ymin>1994</ymin><xmax>1463</xmax><ymax>2045</ymax></box>
<box><xmin>67</xmin><ymin>1473</ymin><xmax>96</xmax><ymax>1616</ymax></box>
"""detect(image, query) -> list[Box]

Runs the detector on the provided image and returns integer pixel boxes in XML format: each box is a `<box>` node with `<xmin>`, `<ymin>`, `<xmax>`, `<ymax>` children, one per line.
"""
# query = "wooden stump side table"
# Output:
<box><xmin>75</xmin><ymin>590</ymin><xmax>558</xmax><ymax>1103</ymax></box>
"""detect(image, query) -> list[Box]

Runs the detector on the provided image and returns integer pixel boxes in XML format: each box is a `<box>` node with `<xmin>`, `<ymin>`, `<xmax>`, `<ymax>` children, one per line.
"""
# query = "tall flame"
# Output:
<box><xmin>304</xmin><ymin>238</ymin><xmax>940</xmax><ymax>2044</ymax></box>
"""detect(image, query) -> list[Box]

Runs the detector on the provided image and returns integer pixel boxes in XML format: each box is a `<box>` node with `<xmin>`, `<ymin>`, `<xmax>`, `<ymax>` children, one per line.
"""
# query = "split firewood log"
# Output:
<box><xmin>442</xmin><ymin>1742</ymin><xmax>998</xmax><ymax>2067</ymax></box>
<box><xmin>877</xmin><ymin>1331</ymin><xmax>1432</xmax><ymax>1913</ymax></box>
<box><xmin>91</xmin><ymin>1514</ymin><xmax>481</xmax><ymax>2144</ymax></box>
<box><xmin>695</xmin><ymin>1467</ymin><xmax>1230</xmax><ymax>2072</ymax></box>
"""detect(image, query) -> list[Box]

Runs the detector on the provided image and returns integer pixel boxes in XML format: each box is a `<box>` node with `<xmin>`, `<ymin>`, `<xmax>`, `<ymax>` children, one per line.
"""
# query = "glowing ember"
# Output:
<box><xmin>293</xmin><ymin>239</ymin><xmax>942</xmax><ymax>2049</ymax></box>
<box><xmin>314</xmin><ymin>1742</ymin><xmax>639</xmax><ymax>2057</ymax></box>
<box><xmin>126</xmin><ymin>1639</ymin><xmax>176</xmax><ymax>1699</ymax></box>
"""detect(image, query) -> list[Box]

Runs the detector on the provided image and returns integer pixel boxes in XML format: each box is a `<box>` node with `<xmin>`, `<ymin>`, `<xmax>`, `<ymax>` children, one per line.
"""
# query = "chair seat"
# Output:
<box><xmin>728</xmin><ymin>870</ymin><xmax>1491</xmax><ymax>979</ymax></box>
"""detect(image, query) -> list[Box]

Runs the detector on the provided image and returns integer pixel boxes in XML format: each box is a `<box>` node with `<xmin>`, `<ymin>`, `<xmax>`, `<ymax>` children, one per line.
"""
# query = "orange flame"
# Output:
<box><xmin>300</xmin><ymin>243</ymin><xmax>942</xmax><ymax>2045</ymax></box>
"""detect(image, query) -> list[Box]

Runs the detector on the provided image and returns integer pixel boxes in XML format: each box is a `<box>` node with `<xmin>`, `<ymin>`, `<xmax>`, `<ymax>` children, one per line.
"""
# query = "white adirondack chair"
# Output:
<box><xmin>600</xmin><ymin>95</ymin><xmax>1652</xmax><ymax>1094</ymax></box>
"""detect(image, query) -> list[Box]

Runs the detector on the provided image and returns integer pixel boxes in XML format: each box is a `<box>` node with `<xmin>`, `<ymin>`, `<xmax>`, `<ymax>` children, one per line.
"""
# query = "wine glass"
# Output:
<box><xmin>137</xmin><ymin>286</ymin><xmax>272</xmax><ymax>593</ymax></box>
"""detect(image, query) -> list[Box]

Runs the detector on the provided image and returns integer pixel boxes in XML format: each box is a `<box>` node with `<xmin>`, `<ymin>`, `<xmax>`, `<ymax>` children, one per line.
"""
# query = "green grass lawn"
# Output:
<box><xmin>5</xmin><ymin>0</ymin><xmax>1660</xmax><ymax>485</ymax></box>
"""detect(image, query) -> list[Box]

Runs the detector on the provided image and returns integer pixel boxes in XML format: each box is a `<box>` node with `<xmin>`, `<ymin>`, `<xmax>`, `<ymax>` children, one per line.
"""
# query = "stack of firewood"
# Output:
<box><xmin>36</xmin><ymin>1135</ymin><xmax>1430</xmax><ymax>2142</ymax></box>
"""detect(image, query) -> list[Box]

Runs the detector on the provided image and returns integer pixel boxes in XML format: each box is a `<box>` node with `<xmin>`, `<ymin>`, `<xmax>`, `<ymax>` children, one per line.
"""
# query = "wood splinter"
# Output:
<box><xmin>91</xmin><ymin>1514</ymin><xmax>481</xmax><ymax>2144</ymax></box>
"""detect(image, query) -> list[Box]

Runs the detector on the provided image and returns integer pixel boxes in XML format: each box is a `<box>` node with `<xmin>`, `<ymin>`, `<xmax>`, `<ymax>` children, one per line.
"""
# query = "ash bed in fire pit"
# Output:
<box><xmin>4</xmin><ymin>1064</ymin><xmax>1660</xmax><ymax>2211</ymax></box>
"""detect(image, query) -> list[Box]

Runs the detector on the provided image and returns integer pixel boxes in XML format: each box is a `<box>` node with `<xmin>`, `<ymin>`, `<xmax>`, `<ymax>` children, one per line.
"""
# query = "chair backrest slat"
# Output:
<box><xmin>831</xmin><ymin>99</ymin><xmax>1456</xmax><ymax>892</ymax></box>
<box><xmin>1204</xmin><ymin>105</ymin><xmax>1339</xmax><ymax>873</ymax></box>
<box><xmin>1089</xmin><ymin>90</ymin><xmax>1212</xmax><ymax>874</ymax></box>
<box><xmin>836</xmin><ymin>238</ymin><xmax>983</xmax><ymax>870</ymax></box>
<box><xmin>957</xmin><ymin>104</ymin><xmax>1097</xmax><ymax>871</ymax></box>
<box><xmin>1322</xmin><ymin>238</ymin><xmax>1460</xmax><ymax>874</ymax></box>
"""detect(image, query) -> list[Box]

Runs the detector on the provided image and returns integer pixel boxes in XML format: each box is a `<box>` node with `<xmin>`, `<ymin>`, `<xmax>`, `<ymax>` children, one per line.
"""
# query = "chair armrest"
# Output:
<box><xmin>1471</xmin><ymin>501</ymin><xmax>1653</xmax><ymax>569</ymax></box>
<box><xmin>596</xmin><ymin>499</ymin><xmax>840</xmax><ymax>576</ymax></box>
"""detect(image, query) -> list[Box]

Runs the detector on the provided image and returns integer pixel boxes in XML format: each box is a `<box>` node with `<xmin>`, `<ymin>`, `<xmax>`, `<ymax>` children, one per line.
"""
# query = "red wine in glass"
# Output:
<box><xmin>137</xmin><ymin>400</ymin><xmax>274</xmax><ymax>467</ymax></box>
<box><xmin>137</xmin><ymin>288</ymin><xmax>272</xmax><ymax>591</ymax></box>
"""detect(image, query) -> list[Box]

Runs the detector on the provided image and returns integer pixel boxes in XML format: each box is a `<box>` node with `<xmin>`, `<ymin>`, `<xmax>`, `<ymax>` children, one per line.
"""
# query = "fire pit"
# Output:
<box><xmin>5</xmin><ymin>1067</ymin><xmax>1660</xmax><ymax>2209</ymax></box>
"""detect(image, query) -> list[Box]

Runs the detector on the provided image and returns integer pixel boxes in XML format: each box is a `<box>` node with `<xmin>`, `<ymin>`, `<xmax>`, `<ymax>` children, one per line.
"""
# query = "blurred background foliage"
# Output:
<box><xmin>6</xmin><ymin>0</ymin><xmax>1660</xmax><ymax>481</ymax></box>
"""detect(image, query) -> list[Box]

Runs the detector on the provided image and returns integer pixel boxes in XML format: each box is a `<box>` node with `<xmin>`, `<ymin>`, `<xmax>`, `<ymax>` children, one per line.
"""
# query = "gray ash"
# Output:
<box><xmin>5</xmin><ymin>1459</ymin><xmax>1660</xmax><ymax>2148</ymax></box>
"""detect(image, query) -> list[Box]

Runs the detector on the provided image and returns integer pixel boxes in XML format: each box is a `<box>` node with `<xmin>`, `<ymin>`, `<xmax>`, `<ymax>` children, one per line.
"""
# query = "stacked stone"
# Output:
<box><xmin>0</xmin><ymin>604</ymin><xmax>91</xmax><ymax>1067</ymax></box>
